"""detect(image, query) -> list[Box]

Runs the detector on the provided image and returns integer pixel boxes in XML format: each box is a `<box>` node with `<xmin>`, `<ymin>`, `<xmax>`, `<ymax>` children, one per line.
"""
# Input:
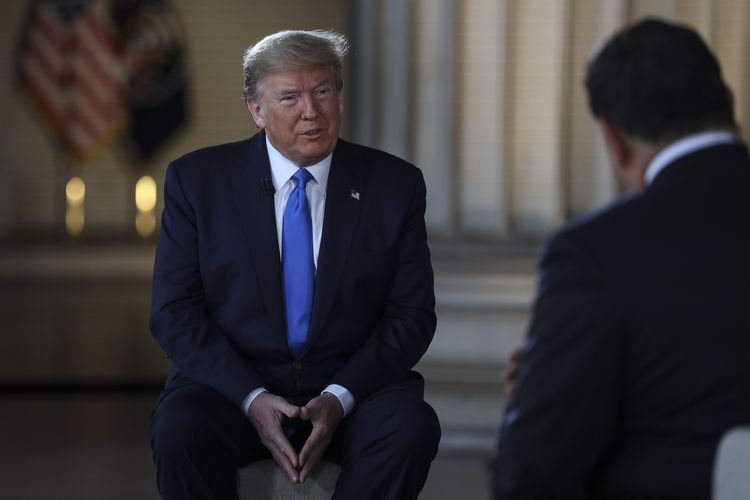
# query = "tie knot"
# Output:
<box><xmin>292</xmin><ymin>168</ymin><xmax>314</xmax><ymax>189</ymax></box>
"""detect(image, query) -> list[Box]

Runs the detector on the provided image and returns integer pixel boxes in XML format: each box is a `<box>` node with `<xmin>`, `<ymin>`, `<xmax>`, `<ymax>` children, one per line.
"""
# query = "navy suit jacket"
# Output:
<box><xmin>150</xmin><ymin>131</ymin><xmax>436</xmax><ymax>409</ymax></box>
<box><xmin>494</xmin><ymin>143</ymin><xmax>750</xmax><ymax>500</ymax></box>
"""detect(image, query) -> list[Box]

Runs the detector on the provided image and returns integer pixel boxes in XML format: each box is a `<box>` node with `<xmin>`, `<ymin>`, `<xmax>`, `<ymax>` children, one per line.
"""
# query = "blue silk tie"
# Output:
<box><xmin>282</xmin><ymin>168</ymin><xmax>315</xmax><ymax>359</ymax></box>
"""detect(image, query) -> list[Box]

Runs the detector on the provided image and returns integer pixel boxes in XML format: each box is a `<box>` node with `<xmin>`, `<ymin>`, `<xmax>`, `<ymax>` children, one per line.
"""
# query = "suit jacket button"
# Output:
<box><xmin>292</xmin><ymin>361</ymin><xmax>302</xmax><ymax>370</ymax></box>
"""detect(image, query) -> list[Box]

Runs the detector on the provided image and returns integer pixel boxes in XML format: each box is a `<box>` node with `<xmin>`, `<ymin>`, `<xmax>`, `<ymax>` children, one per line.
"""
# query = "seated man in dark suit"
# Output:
<box><xmin>149</xmin><ymin>29</ymin><xmax>440</xmax><ymax>500</ymax></box>
<box><xmin>493</xmin><ymin>18</ymin><xmax>750</xmax><ymax>500</ymax></box>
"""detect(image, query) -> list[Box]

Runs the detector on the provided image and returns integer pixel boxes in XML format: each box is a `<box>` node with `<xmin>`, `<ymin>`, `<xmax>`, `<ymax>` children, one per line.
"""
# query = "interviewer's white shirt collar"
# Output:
<box><xmin>644</xmin><ymin>130</ymin><xmax>737</xmax><ymax>185</ymax></box>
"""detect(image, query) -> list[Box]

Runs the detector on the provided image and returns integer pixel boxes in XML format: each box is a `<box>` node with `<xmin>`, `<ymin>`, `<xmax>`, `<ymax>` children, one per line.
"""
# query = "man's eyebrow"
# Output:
<box><xmin>276</xmin><ymin>86</ymin><xmax>301</xmax><ymax>94</ymax></box>
<box><xmin>272</xmin><ymin>78</ymin><xmax>333</xmax><ymax>95</ymax></box>
<box><xmin>313</xmin><ymin>79</ymin><xmax>333</xmax><ymax>88</ymax></box>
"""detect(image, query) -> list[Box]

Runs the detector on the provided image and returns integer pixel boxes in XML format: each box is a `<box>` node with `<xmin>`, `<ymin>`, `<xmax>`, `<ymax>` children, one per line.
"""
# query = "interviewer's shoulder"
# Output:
<box><xmin>544</xmin><ymin>189</ymin><xmax>647</xmax><ymax>256</ymax></box>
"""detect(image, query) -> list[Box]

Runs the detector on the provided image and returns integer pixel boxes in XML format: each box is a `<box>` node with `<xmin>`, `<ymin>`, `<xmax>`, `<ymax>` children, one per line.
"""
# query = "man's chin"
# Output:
<box><xmin>296</xmin><ymin>146</ymin><xmax>334</xmax><ymax>166</ymax></box>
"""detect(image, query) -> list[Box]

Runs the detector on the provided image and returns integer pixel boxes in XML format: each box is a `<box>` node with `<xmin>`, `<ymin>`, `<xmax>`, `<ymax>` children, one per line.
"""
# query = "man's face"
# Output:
<box><xmin>247</xmin><ymin>66</ymin><xmax>343</xmax><ymax>167</ymax></box>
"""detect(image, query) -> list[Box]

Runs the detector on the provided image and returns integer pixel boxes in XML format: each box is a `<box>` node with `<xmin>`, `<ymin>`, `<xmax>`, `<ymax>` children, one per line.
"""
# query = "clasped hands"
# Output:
<box><xmin>246</xmin><ymin>392</ymin><xmax>343</xmax><ymax>484</ymax></box>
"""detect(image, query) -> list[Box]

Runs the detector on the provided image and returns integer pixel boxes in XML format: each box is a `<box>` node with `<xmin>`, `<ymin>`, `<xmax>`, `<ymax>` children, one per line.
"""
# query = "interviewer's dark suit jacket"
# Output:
<box><xmin>494</xmin><ymin>143</ymin><xmax>750</xmax><ymax>500</ymax></box>
<box><xmin>150</xmin><ymin>131</ymin><xmax>436</xmax><ymax>409</ymax></box>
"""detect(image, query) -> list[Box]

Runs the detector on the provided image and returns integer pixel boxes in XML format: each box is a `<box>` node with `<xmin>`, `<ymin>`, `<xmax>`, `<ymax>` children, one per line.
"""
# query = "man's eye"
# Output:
<box><xmin>315</xmin><ymin>88</ymin><xmax>331</xmax><ymax>97</ymax></box>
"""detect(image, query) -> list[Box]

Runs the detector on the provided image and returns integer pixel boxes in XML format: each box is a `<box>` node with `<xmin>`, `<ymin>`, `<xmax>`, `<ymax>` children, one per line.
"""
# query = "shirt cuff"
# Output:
<box><xmin>241</xmin><ymin>387</ymin><xmax>268</xmax><ymax>415</ymax></box>
<box><xmin>322</xmin><ymin>384</ymin><xmax>355</xmax><ymax>416</ymax></box>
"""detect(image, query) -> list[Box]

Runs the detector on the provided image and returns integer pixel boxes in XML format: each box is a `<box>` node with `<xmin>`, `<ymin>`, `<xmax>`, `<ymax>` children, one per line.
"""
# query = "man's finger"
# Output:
<box><xmin>276</xmin><ymin>398</ymin><xmax>302</xmax><ymax>420</ymax></box>
<box><xmin>299</xmin><ymin>435</ymin><xmax>326</xmax><ymax>483</ymax></box>
<box><xmin>268</xmin><ymin>427</ymin><xmax>300</xmax><ymax>468</ymax></box>
<box><xmin>299</xmin><ymin>395</ymin><xmax>324</xmax><ymax>421</ymax></box>
<box><xmin>268</xmin><ymin>445</ymin><xmax>300</xmax><ymax>484</ymax></box>
<box><xmin>296</xmin><ymin>393</ymin><xmax>343</xmax><ymax>482</ymax></box>
<box><xmin>300</xmin><ymin>450</ymin><xmax>324</xmax><ymax>483</ymax></box>
<box><xmin>247</xmin><ymin>393</ymin><xmax>301</xmax><ymax>468</ymax></box>
<box><xmin>248</xmin><ymin>392</ymin><xmax>301</xmax><ymax>422</ymax></box>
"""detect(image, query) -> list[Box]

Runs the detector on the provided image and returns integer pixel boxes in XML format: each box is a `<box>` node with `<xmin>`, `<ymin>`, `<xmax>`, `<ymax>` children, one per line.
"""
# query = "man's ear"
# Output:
<box><xmin>247</xmin><ymin>100</ymin><xmax>265</xmax><ymax>129</ymax></box>
<box><xmin>598</xmin><ymin>119</ymin><xmax>630</xmax><ymax>169</ymax></box>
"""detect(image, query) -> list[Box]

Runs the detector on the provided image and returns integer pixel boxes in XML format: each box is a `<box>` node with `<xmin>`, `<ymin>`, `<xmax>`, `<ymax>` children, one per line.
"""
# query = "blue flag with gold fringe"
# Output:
<box><xmin>111</xmin><ymin>0</ymin><xmax>189</xmax><ymax>164</ymax></box>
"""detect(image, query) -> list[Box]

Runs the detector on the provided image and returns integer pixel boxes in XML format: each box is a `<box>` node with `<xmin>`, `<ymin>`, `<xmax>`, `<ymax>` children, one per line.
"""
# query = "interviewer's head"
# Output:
<box><xmin>585</xmin><ymin>18</ymin><xmax>736</xmax><ymax>145</ymax></box>
<box><xmin>584</xmin><ymin>18</ymin><xmax>737</xmax><ymax>190</ymax></box>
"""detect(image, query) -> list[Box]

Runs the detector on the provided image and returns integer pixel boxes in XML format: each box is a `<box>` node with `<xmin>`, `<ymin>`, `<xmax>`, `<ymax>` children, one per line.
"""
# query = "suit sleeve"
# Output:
<box><xmin>149</xmin><ymin>163</ymin><xmax>264</xmax><ymax>408</ymax></box>
<box><xmin>493</xmin><ymin>233</ymin><xmax>622</xmax><ymax>499</ymax></box>
<box><xmin>330</xmin><ymin>169</ymin><xmax>436</xmax><ymax>402</ymax></box>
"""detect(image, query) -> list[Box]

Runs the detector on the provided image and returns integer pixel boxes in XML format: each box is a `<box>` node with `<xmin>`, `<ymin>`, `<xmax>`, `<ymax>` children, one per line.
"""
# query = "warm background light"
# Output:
<box><xmin>135</xmin><ymin>176</ymin><xmax>157</xmax><ymax>212</ymax></box>
<box><xmin>65</xmin><ymin>208</ymin><xmax>84</xmax><ymax>236</ymax></box>
<box><xmin>135</xmin><ymin>175</ymin><xmax>157</xmax><ymax>237</ymax></box>
<box><xmin>65</xmin><ymin>177</ymin><xmax>86</xmax><ymax>235</ymax></box>
<box><xmin>65</xmin><ymin>177</ymin><xmax>86</xmax><ymax>207</ymax></box>
<box><xmin>135</xmin><ymin>211</ymin><xmax>156</xmax><ymax>237</ymax></box>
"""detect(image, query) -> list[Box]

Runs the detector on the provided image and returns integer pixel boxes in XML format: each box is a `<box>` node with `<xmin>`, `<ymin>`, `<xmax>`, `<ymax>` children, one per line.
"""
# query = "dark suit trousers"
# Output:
<box><xmin>150</xmin><ymin>381</ymin><xmax>441</xmax><ymax>500</ymax></box>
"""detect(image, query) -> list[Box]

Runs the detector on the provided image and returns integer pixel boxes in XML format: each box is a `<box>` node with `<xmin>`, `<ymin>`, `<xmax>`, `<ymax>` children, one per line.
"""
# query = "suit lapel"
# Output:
<box><xmin>305</xmin><ymin>140</ymin><xmax>365</xmax><ymax>353</ymax></box>
<box><xmin>231</xmin><ymin>133</ymin><xmax>287</xmax><ymax>348</ymax></box>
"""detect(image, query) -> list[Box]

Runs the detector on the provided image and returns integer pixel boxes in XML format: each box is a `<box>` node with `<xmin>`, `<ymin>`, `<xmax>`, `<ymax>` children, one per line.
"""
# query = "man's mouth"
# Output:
<box><xmin>301</xmin><ymin>128</ymin><xmax>323</xmax><ymax>138</ymax></box>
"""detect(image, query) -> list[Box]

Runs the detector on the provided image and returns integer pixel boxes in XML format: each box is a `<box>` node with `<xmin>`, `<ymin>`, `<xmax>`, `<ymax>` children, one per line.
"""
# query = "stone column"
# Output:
<box><xmin>414</xmin><ymin>0</ymin><xmax>455</xmax><ymax>234</ymax></box>
<box><xmin>379</xmin><ymin>0</ymin><xmax>412</xmax><ymax>160</ymax></box>
<box><xmin>350</xmin><ymin>0</ymin><xmax>380</xmax><ymax>147</ymax></box>
<box><xmin>454</xmin><ymin>0</ymin><xmax>510</xmax><ymax>236</ymax></box>
<box><xmin>506</xmin><ymin>0</ymin><xmax>571</xmax><ymax>236</ymax></box>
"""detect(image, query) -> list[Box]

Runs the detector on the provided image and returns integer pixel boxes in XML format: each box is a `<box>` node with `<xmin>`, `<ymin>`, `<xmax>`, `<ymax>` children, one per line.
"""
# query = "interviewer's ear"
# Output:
<box><xmin>598</xmin><ymin>119</ymin><xmax>629</xmax><ymax>170</ymax></box>
<box><xmin>598</xmin><ymin>119</ymin><xmax>654</xmax><ymax>192</ymax></box>
<box><xmin>727</xmin><ymin>88</ymin><xmax>735</xmax><ymax>114</ymax></box>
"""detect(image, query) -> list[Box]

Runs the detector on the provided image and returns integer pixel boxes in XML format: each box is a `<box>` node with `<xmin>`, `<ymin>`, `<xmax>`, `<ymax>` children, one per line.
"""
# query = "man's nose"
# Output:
<box><xmin>301</xmin><ymin>94</ymin><xmax>318</xmax><ymax>119</ymax></box>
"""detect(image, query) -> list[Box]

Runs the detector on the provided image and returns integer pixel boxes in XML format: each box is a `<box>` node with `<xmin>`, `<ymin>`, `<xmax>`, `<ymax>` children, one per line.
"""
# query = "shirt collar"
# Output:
<box><xmin>265</xmin><ymin>136</ymin><xmax>332</xmax><ymax>190</ymax></box>
<box><xmin>644</xmin><ymin>130</ymin><xmax>737</xmax><ymax>185</ymax></box>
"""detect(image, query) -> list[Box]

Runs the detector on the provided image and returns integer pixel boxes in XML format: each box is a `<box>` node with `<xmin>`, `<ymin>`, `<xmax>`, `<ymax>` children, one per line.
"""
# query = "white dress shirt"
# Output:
<box><xmin>644</xmin><ymin>130</ymin><xmax>737</xmax><ymax>185</ymax></box>
<box><xmin>241</xmin><ymin>137</ymin><xmax>355</xmax><ymax>417</ymax></box>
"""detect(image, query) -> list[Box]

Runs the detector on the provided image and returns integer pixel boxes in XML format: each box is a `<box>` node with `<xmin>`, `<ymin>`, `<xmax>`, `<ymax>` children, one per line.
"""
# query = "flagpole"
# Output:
<box><xmin>54</xmin><ymin>141</ymin><xmax>75</xmax><ymax>242</ymax></box>
<box><xmin>57</xmin><ymin>154</ymin><xmax>68</xmax><ymax>241</ymax></box>
<box><xmin>129</xmin><ymin>169</ymin><xmax>138</xmax><ymax>241</ymax></box>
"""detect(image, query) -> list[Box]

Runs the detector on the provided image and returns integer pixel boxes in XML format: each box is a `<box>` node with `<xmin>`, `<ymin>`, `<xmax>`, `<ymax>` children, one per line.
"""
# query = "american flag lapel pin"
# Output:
<box><xmin>349</xmin><ymin>189</ymin><xmax>361</xmax><ymax>201</ymax></box>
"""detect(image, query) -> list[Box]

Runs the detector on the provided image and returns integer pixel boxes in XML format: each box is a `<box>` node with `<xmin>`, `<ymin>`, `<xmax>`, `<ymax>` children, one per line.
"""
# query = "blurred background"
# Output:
<box><xmin>1</xmin><ymin>1</ymin><xmax>750</xmax><ymax>498</ymax></box>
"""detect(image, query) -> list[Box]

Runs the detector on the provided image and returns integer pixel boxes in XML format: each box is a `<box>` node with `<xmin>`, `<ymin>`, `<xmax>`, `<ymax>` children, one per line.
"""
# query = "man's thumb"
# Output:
<box><xmin>278</xmin><ymin>399</ymin><xmax>301</xmax><ymax>419</ymax></box>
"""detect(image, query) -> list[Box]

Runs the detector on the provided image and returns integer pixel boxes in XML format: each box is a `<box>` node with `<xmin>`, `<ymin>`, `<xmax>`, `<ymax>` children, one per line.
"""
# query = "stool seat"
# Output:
<box><xmin>237</xmin><ymin>459</ymin><xmax>341</xmax><ymax>499</ymax></box>
<box><xmin>713</xmin><ymin>426</ymin><xmax>750</xmax><ymax>500</ymax></box>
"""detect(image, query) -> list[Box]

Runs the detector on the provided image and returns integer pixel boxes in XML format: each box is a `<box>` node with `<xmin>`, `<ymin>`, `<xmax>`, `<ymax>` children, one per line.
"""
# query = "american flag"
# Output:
<box><xmin>18</xmin><ymin>0</ymin><xmax>127</xmax><ymax>162</ymax></box>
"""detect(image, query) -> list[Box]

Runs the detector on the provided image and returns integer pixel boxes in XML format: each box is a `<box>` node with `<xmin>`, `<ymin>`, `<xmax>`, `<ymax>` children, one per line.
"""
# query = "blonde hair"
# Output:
<box><xmin>242</xmin><ymin>30</ymin><xmax>349</xmax><ymax>102</ymax></box>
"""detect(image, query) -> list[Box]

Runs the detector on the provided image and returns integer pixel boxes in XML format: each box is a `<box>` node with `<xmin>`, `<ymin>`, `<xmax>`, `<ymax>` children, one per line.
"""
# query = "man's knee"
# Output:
<box><xmin>151</xmin><ymin>388</ymin><xmax>211</xmax><ymax>458</ymax></box>
<box><xmin>366</xmin><ymin>392</ymin><xmax>441</xmax><ymax>461</ymax></box>
<box><xmin>395</xmin><ymin>399</ymin><xmax>441</xmax><ymax>458</ymax></box>
<box><xmin>150</xmin><ymin>385</ymin><xmax>246</xmax><ymax>460</ymax></box>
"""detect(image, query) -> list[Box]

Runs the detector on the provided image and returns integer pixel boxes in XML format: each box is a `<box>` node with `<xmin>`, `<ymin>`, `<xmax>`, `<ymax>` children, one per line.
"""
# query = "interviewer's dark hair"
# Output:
<box><xmin>242</xmin><ymin>30</ymin><xmax>349</xmax><ymax>103</ymax></box>
<box><xmin>585</xmin><ymin>18</ymin><xmax>736</xmax><ymax>143</ymax></box>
